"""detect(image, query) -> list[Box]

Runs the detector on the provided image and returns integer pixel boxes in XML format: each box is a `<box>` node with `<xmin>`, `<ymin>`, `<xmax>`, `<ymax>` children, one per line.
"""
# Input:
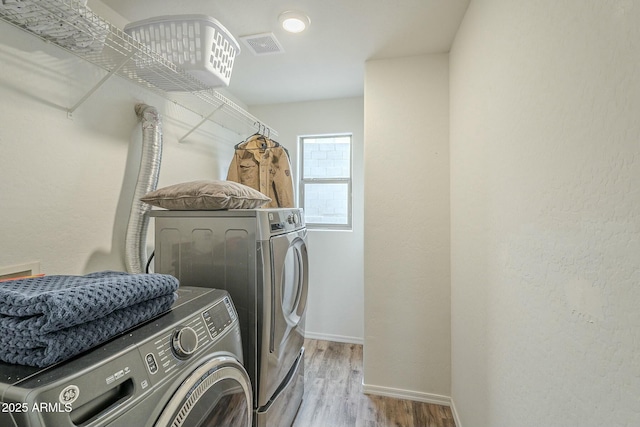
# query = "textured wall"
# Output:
<box><xmin>364</xmin><ymin>55</ymin><xmax>451</xmax><ymax>401</ymax></box>
<box><xmin>450</xmin><ymin>0</ymin><xmax>640</xmax><ymax>425</ymax></box>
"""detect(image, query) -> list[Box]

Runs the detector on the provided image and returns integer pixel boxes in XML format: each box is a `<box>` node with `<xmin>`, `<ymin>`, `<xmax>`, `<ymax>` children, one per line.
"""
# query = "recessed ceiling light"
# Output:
<box><xmin>279</xmin><ymin>11</ymin><xmax>310</xmax><ymax>33</ymax></box>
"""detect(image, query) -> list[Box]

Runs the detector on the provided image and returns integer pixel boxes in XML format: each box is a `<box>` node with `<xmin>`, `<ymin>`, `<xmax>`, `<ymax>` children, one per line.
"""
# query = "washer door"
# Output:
<box><xmin>155</xmin><ymin>356</ymin><xmax>252</xmax><ymax>427</ymax></box>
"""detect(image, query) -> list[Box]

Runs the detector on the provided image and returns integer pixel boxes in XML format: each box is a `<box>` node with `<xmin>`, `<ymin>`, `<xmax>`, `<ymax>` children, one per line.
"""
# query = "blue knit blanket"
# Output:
<box><xmin>0</xmin><ymin>271</ymin><xmax>178</xmax><ymax>334</ymax></box>
<box><xmin>0</xmin><ymin>271</ymin><xmax>179</xmax><ymax>367</ymax></box>
<box><xmin>0</xmin><ymin>293</ymin><xmax>177</xmax><ymax>367</ymax></box>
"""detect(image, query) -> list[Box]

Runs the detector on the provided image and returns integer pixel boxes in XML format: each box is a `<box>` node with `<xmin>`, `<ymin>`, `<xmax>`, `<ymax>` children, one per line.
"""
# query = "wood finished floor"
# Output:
<box><xmin>292</xmin><ymin>339</ymin><xmax>456</xmax><ymax>427</ymax></box>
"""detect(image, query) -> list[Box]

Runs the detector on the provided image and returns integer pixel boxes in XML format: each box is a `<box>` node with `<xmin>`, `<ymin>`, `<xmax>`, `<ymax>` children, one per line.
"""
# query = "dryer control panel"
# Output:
<box><xmin>268</xmin><ymin>209</ymin><xmax>305</xmax><ymax>234</ymax></box>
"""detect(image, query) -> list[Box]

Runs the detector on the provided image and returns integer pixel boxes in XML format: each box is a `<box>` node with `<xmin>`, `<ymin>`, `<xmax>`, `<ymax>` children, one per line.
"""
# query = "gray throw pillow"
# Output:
<box><xmin>141</xmin><ymin>180</ymin><xmax>271</xmax><ymax>210</ymax></box>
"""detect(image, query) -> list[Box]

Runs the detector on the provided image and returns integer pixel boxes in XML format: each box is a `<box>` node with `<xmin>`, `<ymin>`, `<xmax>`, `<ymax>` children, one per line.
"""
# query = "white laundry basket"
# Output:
<box><xmin>124</xmin><ymin>14</ymin><xmax>240</xmax><ymax>90</ymax></box>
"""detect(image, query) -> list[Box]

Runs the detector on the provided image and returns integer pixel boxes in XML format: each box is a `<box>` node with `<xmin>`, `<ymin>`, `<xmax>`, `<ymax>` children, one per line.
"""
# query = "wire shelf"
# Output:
<box><xmin>0</xmin><ymin>0</ymin><xmax>277</xmax><ymax>138</ymax></box>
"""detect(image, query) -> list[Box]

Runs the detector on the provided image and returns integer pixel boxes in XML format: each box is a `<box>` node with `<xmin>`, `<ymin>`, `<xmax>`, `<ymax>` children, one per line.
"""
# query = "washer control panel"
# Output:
<box><xmin>202</xmin><ymin>296</ymin><xmax>236</xmax><ymax>339</ymax></box>
<box><xmin>140</xmin><ymin>295</ymin><xmax>238</xmax><ymax>378</ymax></box>
<box><xmin>171</xmin><ymin>327</ymin><xmax>199</xmax><ymax>359</ymax></box>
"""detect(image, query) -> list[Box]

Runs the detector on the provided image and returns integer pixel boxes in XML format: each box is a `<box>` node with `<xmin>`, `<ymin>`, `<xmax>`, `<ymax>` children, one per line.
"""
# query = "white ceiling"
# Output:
<box><xmin>100</xmin><ymin>0</ymin><xmax>470</xmax><ymax>106</ymax></box>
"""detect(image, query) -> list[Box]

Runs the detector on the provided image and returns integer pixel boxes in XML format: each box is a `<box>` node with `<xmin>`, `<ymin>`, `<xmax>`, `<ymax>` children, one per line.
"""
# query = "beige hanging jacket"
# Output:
<box><xmin>227</xmin><ymin>135</ymin><xmax>294</xmax><ymax>208</ymax></box>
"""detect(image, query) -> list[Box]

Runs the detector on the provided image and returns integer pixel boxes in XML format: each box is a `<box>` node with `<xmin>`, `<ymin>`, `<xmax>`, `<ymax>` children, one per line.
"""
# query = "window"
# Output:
<box><xmin>299</xmin><ymin>134</ymin><xmax>352</xmax><ymax>229</ymax></box>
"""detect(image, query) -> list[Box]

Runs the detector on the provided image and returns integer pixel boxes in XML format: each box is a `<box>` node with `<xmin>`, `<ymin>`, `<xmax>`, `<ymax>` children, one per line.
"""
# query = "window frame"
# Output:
<box><xmin>299</xmin><ymin>133</ymin><xmax>353</xmax><ymax>230</ymax></box>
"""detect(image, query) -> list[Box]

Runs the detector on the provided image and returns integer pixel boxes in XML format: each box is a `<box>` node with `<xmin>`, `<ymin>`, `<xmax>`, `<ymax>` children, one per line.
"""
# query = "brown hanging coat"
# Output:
<box><xmin>226</xmin><ymin>135</ymin><xmax>294</xmax><ymax>208</ymax></box>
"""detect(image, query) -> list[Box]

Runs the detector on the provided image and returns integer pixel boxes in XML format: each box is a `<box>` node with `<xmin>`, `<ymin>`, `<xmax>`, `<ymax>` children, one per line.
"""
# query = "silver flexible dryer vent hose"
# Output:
<box><xmin>125</xmin><ymin>104</ymin><xmax>163</xmax><ymax>273</ymax></box>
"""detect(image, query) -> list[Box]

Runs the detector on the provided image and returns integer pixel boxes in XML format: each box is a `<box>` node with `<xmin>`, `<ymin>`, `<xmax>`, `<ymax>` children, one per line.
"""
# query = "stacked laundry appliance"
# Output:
<box><xmin>151</xmin><ymin>208</ymin><xmax>308</xmax><ymax>427</ymax></box>
<box><xmin>0</xmin><ymin>271</ymin><xmax>178</xmax><ymax>368</ymax></box>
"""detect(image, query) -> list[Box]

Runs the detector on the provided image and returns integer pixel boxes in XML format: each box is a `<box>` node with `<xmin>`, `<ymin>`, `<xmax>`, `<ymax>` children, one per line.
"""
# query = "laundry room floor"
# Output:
<box><xmin>293</xmin><ymin>339</ymin><xmax>456</xmax><ymax>427</ymax></box>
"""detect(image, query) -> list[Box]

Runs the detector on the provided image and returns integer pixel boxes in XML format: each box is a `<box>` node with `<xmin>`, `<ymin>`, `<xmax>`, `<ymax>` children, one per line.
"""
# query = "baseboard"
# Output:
<box><xmin>362</xmin><ymin>383</ymin><xmax>452</xmax><ymax>407</ymax></box>
<box><xmin>303</xmin><ymin>331</ymin><xmax>364</xmax><ymax>345</ymax></box>
<box><xmin>450</xmin><ymin>397</ymin><xmax>462</xmax><ymax>427</ymax></box>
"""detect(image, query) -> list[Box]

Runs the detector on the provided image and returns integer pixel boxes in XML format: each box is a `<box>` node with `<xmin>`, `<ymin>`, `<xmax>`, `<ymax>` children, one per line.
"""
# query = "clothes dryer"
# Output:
<box><xmin>151</xmin><ymin>208</ymin><xmax>308</xmax><ymax>427</ymax></box>
<box><xmin>0</xmin><ymin>287</ymin><xmax>252</xmax><ymax>427</ymax></box>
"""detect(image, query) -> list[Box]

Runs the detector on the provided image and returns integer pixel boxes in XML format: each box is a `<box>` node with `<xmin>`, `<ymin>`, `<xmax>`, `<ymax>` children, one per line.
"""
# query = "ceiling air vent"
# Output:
<box><xmin>239</xmin><ymin>32</ymin><xmax>284</xmax><ymax>56</ymax></box>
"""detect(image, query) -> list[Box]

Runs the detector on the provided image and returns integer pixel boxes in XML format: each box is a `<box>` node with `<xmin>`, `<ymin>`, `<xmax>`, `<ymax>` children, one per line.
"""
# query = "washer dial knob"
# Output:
<box><xmin>172</xmin><ymin>327</ymin><xmax>198</xmax><ymax>359</ymax></box>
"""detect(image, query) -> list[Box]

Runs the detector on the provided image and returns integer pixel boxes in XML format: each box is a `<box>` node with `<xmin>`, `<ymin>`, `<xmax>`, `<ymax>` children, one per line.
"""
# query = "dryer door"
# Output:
<box><xmin>270</xmin><ymin>229</ymin><xmax>308</xmax><ymax>355</ymax></box>
<box><xmin>154</xmin><ymin>356</ymin><xmax>252</xmax><ymax>427</ymax></box>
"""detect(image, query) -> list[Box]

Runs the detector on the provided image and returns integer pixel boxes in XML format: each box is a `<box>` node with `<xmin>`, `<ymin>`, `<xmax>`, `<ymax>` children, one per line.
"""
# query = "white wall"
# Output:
<box><xmin>363</xmin><ymin>55</ymin><xmax>451</xmax><ymax>402</ymax></box>
<box><xmin>251</xmin><ymin>98</ymin><xmax>365</xmax><ymax>343</ymax></box>
<box><xmin>450</xmin><ymin>1</ymin><xmax>640</xmax><ymax>426</ymax></box>
<box><xmin>0</xmin><ymin>22</ymin><xmax>240</xmax><ymax>275</ymax></box>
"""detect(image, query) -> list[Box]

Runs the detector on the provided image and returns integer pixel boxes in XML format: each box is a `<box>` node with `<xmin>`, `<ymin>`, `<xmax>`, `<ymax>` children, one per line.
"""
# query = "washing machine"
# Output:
<box><xmin>151</xmin><ymin>208</ymin><xmax>308</xmax><ymax>427</ymax></box>
<box><xmin>0</xmin><ymin>287</ymin><xmax>252</xmax><ymax>427</ymax></box>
